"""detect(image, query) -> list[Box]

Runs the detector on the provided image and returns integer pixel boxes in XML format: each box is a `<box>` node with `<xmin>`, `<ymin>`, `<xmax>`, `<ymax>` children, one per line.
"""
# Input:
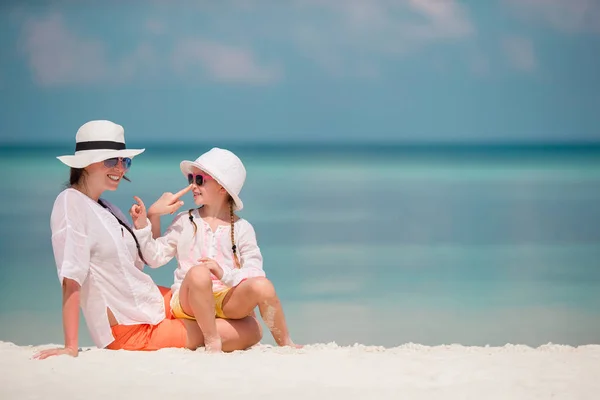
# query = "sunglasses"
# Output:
<box><xmin>104</xmin><ymin>157</ymin><xmax>132</xmax><ymax>170</ymax></box>
<box><xmin>187</xmin><ymin>173</ymin><xmax>213</xmax><ymax>186</ymax></box>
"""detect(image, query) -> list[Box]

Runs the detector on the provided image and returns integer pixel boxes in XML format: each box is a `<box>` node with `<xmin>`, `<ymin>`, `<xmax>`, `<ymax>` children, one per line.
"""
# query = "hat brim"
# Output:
<box><xmin>57</xmin><ymin>148</ymin><xmax>145</xmax><ymax>169</ymax></box>
<box><xmin>180</xmin><ymin>160</ymin><xmax>244</xmax><ymax>211</ymax></box>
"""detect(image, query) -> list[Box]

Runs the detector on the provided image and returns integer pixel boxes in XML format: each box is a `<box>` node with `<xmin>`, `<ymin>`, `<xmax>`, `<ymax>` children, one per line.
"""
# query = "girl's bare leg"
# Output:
<box><xmin>178</xmin><ymin>266</ymin><xmax>221</xmax><ymax>352</ymax></box>
<box><xmin>221</xmin><ymin>277</ymin><xmax>301</xmax><ymax>348</ymax></box>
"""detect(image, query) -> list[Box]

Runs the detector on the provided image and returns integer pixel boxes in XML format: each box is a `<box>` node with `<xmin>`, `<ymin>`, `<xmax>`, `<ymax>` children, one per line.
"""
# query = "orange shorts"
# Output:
<box><xmin>106</xmin><ymin>286</ymin><xmax>187</xmax><ymax>351</ymax></box>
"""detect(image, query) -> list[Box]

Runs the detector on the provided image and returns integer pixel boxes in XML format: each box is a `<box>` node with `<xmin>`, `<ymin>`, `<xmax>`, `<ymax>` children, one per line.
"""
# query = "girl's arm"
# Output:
<box><xmin>129</xmin><ymin>186</ymin><xmax>192</xmax><ymax>264</ymax></box>
<box><xmin>133</xmin><ymin>214</ymin><xmax>184</xmax><ymax>268</ymax></box>
<box><xmin>220</xmin><ymin>221</ymin><xmax>266</xmax><ymax>287</ymax></box>
<box><xmin>148</xmin><ymin>213</ymin><xmax>162</xmax><ymax>239</ymax></box>
<box><xmin>145</xmin><ymin>185</ymin><xmax>192</xmax><ymax>239</ymax></box>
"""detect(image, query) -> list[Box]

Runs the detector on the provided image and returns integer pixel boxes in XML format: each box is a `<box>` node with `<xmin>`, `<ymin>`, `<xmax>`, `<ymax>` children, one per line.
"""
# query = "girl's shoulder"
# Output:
<box><xmin>169</xmin><ymin>209</ymin><xmax>196</xmax><ymax>225</ymax></box>
<box><xmin>234</xmin><ymin>217</ymin><xmax>257</xmax><ymax>234</ymax></box>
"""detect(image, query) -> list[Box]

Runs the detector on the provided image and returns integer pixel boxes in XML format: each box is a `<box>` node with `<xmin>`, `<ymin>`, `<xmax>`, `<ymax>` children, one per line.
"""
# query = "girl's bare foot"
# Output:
<box><xmin>204</xmin><ymin>337</ymin><xmax>222</xmax><ymax>353</ymax></box>
<box><xmin>281</xmin><ymin>339</ymin><xmax>303</xmax><ymax>349</ymax></box>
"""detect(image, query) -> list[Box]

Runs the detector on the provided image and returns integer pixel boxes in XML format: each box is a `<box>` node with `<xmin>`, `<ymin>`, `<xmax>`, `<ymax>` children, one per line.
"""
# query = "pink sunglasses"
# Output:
<box><xmin>187</xmin><ymin>173</ymin><xmax>214</xmax><ymax>186</ymax></box>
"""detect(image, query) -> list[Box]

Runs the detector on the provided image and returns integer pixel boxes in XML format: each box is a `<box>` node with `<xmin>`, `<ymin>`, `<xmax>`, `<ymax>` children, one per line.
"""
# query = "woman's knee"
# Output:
<box><xmin>184</xmin><ymin>266</ymin><xmax>212</xmax><ymax>289</ymax></box>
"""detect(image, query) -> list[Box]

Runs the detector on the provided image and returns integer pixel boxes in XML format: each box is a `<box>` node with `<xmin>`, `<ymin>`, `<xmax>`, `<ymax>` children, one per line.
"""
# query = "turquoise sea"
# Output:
<box><xmin>1</xmin><ymin>143</ymin><xmax>599</xmax><ymax>348</ymax></box>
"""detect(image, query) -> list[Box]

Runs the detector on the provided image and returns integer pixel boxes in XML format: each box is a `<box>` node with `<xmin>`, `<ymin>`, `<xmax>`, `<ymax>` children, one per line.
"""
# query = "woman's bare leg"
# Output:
<box><xmin>183</xmin><ymin>316</ymin><xmax>263</xmax><ymax>352</ymax></box>
<box><xmin>221</xmin><ymin>277</ymin><xmax>301</xmax><ymax>347</ymax></box>
<box><xmin>178</xmin><ymin>266</ymin><xmax>221</xmax><ymax>352</ymax></box>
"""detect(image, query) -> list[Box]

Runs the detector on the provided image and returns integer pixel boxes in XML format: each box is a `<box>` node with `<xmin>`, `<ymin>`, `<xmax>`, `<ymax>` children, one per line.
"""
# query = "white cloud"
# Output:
<box><xmin>18</xmin><ymin>13</ymin><xmax>280</xmax><ymax>87</ymax></box>
<box><xmin>20</xmin><ymin>13</ymin><xmax>110</xmax><ymax>86</ymax></box>
<box><xmin>172</xmin><ymin>39</ymin><xmax>282</xmax><ymax>84</ymax></box>
<box><xmin>16</xmin><ymin>2</ymin><xmax>479</xmax><ymax>86</ymax></box>
<box><xmin>291</xmin><ymin>0</ymin><xmax>474</xmax><ymax>77</ymax></box>
<box><xmin>118</xmin><ymin>42</ymin><xmax>161</xmax><ymax>82</ymax></box>
<box><xmin>504</xmin><ymin>0</ymin><xmax>600</xmax><ymax>34</ymax></box>
<box><xmin>502</xmin><ymin>36</ymin><xmax>537</xmax><ymax>72</ymax></box>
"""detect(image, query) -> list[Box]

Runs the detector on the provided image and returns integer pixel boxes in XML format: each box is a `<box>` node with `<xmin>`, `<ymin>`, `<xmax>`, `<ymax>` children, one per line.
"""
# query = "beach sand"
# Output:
<box><xmin>1</xmin><ymin>341</ymin><xmax>598</xmax><ymax>399</ymax></box>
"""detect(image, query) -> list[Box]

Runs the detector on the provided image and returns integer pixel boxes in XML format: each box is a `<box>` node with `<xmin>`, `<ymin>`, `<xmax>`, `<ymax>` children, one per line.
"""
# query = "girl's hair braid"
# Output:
<box><xmin>187</xmin><ymin>197</ymin><xmax>240</xmax><ymax>268</ymax></box>
<box><xmin>188</xmin><ymin>208</ymin><xmax>198</xmax><ymax>237</ymax></box>
<box><xmin>230</xmin><ymin>198</ymin><xmax>241</xmax><ymax>269</ymax></box>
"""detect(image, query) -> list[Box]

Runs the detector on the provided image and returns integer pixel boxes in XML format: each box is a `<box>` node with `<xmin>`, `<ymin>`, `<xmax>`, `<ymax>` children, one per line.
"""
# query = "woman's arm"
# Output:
<box><xmin>36</xmin><ymin>191</ymin><xmax>92</xmax><ymax>360</ymax></box>
<box><xmin>34</xmin><ymin>278</ymin><xmax>81</xmax><ymax>359</ymax></box>
<box><xmin>62</xmin><ymin>278</ymin><xmax>81</xmax><ymax>351</ymax></box>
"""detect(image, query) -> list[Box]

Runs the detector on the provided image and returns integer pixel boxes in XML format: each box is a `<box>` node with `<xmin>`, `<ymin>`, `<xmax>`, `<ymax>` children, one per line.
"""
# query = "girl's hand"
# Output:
<box><xmin>198</xmin><ymin>258</ymin><xmax>224</xmax><ymax>279</ymax></box>
<box><xmin>147</xmin><ymin>185</ymin><xmax>192</xmax><ymax>217</ymax></box>
<box><xmin>129</xmin><ymin>196</ymin><xmax>147</xmax><ymax>229</ymax></box>
<box><xmin>33</xmin><ymin>346</ymin><xmax>78</xmax><ymax>360</ymax></box>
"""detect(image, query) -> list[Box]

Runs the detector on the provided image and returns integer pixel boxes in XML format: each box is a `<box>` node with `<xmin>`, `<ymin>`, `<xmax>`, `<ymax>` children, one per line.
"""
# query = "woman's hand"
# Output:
<box><xmin>33</xmin><ymin>346</ymin><xmax>78</xmax><ymax>360</ymax></box>
<box><xmin>198</xmin><ymin>258</ymin><xmax>224</xmax><ymax>280</ymax></box>
<box><xmin>129</xmin><ymin>196</ymin><xmax>148</xmax><ymax>229</ymax></box>
<box><xmin>147</xmin><ymin>185</ymin><xmax>192</xmax><ymax>217</ymax></box>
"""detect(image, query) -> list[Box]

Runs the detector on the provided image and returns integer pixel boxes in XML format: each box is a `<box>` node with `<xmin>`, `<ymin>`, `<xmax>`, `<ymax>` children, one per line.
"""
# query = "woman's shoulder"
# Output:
<box><xmin>51</xmin><ymin>188</ymin><xmax>93</xmax><ymax>229</ymax></box>
<box><xmin>53</xmin><ymin>187</ymin><xmax>88</xmax><ymax>210</ymax></box>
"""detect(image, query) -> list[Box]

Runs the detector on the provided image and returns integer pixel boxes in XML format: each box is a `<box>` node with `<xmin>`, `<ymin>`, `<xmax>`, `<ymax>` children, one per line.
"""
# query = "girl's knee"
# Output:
<box><xmin>248</xmin><ymin>277</ymin><xmax>276</xmax><ymax>299</ymax></box>
<box><xmin>185</xmin><ymin>266</ymin><xmax>212</xmax><ymax>289</ymax></box>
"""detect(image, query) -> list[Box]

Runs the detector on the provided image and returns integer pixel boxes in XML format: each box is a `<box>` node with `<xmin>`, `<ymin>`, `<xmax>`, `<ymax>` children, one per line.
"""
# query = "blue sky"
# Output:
<box><xmin>1</xmin><ymin>0</ymin><xmax>599</xmax><ymax>144</ymax></box>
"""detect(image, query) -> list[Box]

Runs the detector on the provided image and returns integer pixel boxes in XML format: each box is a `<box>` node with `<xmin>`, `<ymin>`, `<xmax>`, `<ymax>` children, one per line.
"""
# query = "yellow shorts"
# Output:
<box><xmin>171</xmin><ymin>288</ymin><xmax>231</xmax><ymax>320</ymax></box>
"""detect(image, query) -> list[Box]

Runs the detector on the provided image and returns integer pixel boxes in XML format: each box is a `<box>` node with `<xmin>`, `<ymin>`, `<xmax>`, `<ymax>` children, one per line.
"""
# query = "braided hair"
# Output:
<box><xmin>188</xmin><ymin>197</ymin><xmax>241</xmax><ymax>269</ymax></box>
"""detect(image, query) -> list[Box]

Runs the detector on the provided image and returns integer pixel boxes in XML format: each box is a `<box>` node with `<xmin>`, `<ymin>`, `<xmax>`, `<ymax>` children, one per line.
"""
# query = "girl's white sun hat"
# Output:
<box><xmin>180</xmin><ymin>147</ymin><xmax>246</xmax><ymax>211</ymax></box>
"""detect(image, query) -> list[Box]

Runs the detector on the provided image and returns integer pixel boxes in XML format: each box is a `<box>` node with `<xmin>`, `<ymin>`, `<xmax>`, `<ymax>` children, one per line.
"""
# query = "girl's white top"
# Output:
<box><xmin>134</xmin><ymin>208</ymin><xmax>265</xmax><ymax>294</ymax></box>
<box><xmin>50</xmin><ymin>188</ymin><xmax>165</xmax><ymax>349</ymax></box>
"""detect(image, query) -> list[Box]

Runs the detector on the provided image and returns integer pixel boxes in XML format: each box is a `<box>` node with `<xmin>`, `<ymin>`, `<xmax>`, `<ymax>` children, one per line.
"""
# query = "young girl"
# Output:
<box><xmin>131</xmin><ymin>147</ymin><xmax>301</xmax><ymax>352</ymax></box>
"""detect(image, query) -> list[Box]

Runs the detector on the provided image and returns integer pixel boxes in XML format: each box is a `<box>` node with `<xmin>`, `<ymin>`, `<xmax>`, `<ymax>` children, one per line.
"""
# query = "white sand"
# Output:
<box><xmin>1</xmin><ymin>341</ymin><xmax>599</xmax><ymax>399</ymax></box>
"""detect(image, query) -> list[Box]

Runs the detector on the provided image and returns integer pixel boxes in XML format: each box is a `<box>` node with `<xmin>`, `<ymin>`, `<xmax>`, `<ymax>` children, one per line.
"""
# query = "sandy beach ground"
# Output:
<box><xmin>1</xmin><ymin>341</ymin><xmax>599</xmax><ymax>399</ymax></box>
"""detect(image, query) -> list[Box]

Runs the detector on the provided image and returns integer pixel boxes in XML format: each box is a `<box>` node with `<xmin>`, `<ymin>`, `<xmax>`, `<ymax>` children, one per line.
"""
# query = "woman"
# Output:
<box><xmin>34</xmin><ymin>120</ymin><xmax>262</xmax><ymax>359</ymax></box>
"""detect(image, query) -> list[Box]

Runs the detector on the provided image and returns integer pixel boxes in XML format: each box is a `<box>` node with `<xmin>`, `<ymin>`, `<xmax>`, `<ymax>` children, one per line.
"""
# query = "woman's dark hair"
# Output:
<box><xmin>68</xmin><ymin>167</ymin><xmax>85</xmax><ymax>188</ymax></box>
<box><xmin>98</xmin><ymin>199</ymin><xmax>148</xmax><ymax>265</ymax></box>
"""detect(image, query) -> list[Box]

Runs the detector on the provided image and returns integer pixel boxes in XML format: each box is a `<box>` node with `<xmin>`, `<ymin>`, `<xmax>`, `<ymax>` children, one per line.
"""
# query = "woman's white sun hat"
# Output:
<box><xmin>57</xmin><ymin>120</ymin><xmax>145</xmax><ymax>168</ymax></box>
<box><xmin>180</xmin><ymin>147</ymin><xmax>247</xmax><ymax>211</ymax></box>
